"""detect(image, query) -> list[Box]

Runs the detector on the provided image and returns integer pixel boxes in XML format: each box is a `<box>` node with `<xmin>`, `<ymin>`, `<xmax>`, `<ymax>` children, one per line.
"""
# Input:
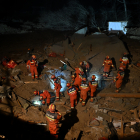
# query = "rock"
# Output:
<box><xmin>88</xmin><ymin>118</ymin><xmax>100</xmax><ymax>126</ymax></box>
<box><xmin>96</xmin><ymin>112</ymin><xmax>111</xmax><ymax>122</ymax></box>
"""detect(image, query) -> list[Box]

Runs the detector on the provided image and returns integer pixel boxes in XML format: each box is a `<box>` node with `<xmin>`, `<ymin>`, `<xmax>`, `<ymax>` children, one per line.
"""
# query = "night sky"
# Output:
<box><xmin>0</xmin><ymin>0</ymin><xmax>140</xmax><ymax>31</ymax></box>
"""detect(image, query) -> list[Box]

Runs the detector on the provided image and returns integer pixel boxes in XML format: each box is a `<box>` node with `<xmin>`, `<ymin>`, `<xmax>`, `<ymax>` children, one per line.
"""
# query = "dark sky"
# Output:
<box><xmin>0</xmin><ymin>0</ymin><xmax>140</xmax><ymax>27</ymax></box>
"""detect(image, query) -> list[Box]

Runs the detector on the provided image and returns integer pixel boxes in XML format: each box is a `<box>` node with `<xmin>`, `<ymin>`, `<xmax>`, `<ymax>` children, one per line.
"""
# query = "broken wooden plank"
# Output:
<box><xmin>134</xmin><ymin>108</ymin><xmax>140</xmax><ymax>121</ymax></box>
<box><xmin>24</xmin><ymin>81</ymin><xmax>38</xmax><ymax>84</ymax></box>
<box><xmin>97</xmin><ymin>93</ymin><xmax>140</xmax><ymax>98</ymax></box>
<box><xmin>131</xmin><ymin>64</ymin><xmax>140</xmax><ymax>72</ymax></box>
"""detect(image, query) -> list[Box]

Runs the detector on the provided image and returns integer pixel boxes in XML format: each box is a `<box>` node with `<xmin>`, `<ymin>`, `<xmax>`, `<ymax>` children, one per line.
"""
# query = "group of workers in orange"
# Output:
<box><xmin>28</xmin><ymin>53</ymin><xmax>129</xmax><ymax>139</ymax></box>
<box><xmin>114</xmin><ymin>52</ymin><xmax>129</xmax><ymax>92</ymax></box>
<box><xmin>67</xmin><ymin>62</ymin><xmax>98</xmax><ymax>108</ymax></box>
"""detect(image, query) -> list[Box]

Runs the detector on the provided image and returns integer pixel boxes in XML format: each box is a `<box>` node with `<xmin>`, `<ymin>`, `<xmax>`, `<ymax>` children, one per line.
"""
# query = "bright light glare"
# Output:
<box><xmin>31</xmin><ymin>95</ymin><xmax>42</xmax><ymax>106</ymax></box>
<box><xmin>49</xmin><ymin>77</ymin><xmax>67</xmax><ymax>92</ymax></box>
<box><xmin>32</xmin><ymin>101</ymin><xmax>42</xmax><ymax>106</ymax></box>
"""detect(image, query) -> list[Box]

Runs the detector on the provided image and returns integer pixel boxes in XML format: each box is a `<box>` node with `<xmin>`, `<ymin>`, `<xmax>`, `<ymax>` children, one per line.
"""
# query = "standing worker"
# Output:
<box><xmin>119</xmin><ymin>52</ymin><xmax>129</xmax><ymax>70</ymax></box>
<box><xmin>66</xmin><ymin>83</ymin><xmax>78</xmax><ymax>110</ymax></box>
<box><xmin>51</xmin><ymin>75</ymin><xmax>62</xmax><ymax>101</ymax></box>
<box><xmin>26</xmin><ymin>55</ymin><xmax>39</xmax><ymax>80</ymax></box>
<box><xmin>114</xmin><ymin>67</ymin><xmax>125</xmax><ymax>93</ymax></box>
<box><xmin>74</xmin><ymin>71</ymin><xmax>84</xmax><ymax>88</ymax></box>
<box><xmin>80</xmin><ymin>61</ymin><xmax>90</xmax><ymax>77</ymax></box>
<box><xmin>79</xmin><ymin>78</ymin><xmax>90</xmax><ymax>106</ymax></box>
<box><xmin>89</xmin><ymin>75</ymin><xmax>98</xmax><ymax>102</ymax></box>
<box><xmin>34</xmin><ymin>90</ymin><xmax>51</xmax><ymax>105</ymax></box>
<box><xmin>71</xmin><ymin>74</ymin><xmax>76</xmax><ymax>86</ymax></box>
<box><xmin>75</xmin><ymin>67</ymin><xmax>83</xmax><ymax>75</ymax></box>
<box><xmin>102</xmin><ymin>55</ymin><xmax>114</xmax><ymax>78</ymax></box>
<box><xmin>46</xmin><ymin>104</ymin><xmax>62</xmax><ymax>139</ymax></box>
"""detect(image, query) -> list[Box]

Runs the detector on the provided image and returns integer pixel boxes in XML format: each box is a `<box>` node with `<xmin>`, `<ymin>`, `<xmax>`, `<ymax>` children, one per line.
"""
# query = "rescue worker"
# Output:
<box><xmin>74</xmin><ymin>71</ymin><xmax>84</xmax><ymax>88</ymax></box>
<box><xmin>102</xmin><ymin>55</ymin><xmax>114</xmax><ymax>77</ymax></box>
<box><xmin>80</xmin><ymin>61</ymin><xmax>90</xmax><ymax>78</ymax></box>
<box><xmin>79</xmin><ymin>78</ymin><xmax>90</xmax><ymax>106</ymax></box>
<box><xmin>119</xmin><ymin>52</ymin><xmax>129</xmax><ymax>70</ymax></box>
<box><xmin>46</xmin><ymin>104</ymin><xmax>62</xmax><ymax>139</ymax></box>
<box><xmin>75</xmin><ymin>67</ymin><xmax>83</xmax><ymax>75</ymax></box>
<box><xmin>26</xmin><ymin>55</ymin><xmax>39</xmax><ymax>80</ymax></box>
<box><xmin>89</xmin><ymin>75</ymin><xmax>98</xmax><ymax>102</ymax></box>
<box><xmin>66</xmin><ymin>83</ymin><xmax>77</xmax><ymax>109</ymax></box>
<box><xmin>71</xmin><ymin>74</ymin><xmax>76</xmax><ymax>86</ymax></box>
<box><xmin>34</xmin><ymin>90</ymin><xmax>51</xmax><ymax>105</ymax></box>
<box><xmin>114</xmin><ymin>67</ymin><xmax>125</xmax><ymax>93</ymax></box>
<box><xmin>51</xmin><ymin>75</ymin><xmax>62</xmax><ymax>101</ymax></box>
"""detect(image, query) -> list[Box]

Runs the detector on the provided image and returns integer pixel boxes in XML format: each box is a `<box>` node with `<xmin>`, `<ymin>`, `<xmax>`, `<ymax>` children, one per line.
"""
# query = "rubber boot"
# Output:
<box><xmin>80</xmin><ymin>98</ymin><xmax>82</xmax><ymax>103</ymax></box>
<box><xmin>115</xmin><ymin>88</ymin><xmax>119</xmax><ymax>93</ymax></box>
<box><xmin>90</xmin><ymin>97</ymin><xmax>94</xmax><ymax>102</ymax></box>
<box><xmin>82</xmin><ymin>101</ymin><xmax>85</xmax><ymax>106</ymax></box>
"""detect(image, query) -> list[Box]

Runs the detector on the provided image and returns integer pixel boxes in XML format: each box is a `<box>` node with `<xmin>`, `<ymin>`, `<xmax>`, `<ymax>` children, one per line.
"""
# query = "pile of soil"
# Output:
<box><xmin>0</xmin><ymin>29</ymin><xmax>140</xmax><ymax>140</ymax></box>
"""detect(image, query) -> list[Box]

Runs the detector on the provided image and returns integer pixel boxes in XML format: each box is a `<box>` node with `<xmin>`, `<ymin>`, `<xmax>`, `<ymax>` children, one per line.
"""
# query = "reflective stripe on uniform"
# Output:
<box><xmin>71</xmin><ymin>107</ymin><xmax>74</xmax><ymax>108</ymax></box>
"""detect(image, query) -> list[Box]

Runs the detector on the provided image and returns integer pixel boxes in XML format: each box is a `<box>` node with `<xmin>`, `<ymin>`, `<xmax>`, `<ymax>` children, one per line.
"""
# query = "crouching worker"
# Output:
<box><xmin>66</xmin><ymin>83</ymin><xmax>77</xmax><ymax>110</ymax></box>
<box><xmin>89</xmin><ymin>75</ymin><xmax>98</xmax><ymax>102</ymax></box>
<box><xmin>46</xmin><ymin>104</ymin><xmax>62</xmax><ymax>139</ymax></box>
<box><xmin>79</xmin><ymin>78</ymin><xmax>90</xmax><ymax>106</ymax></box>
<box><xmin>34</xmin><ymin>90</ymin><xmax>51</xmax><ymax>106</ymax></box>
<box><xmin>114</xmin><ymin>67</ymin><xmax>125</xmax><ymax>93</ymax></box>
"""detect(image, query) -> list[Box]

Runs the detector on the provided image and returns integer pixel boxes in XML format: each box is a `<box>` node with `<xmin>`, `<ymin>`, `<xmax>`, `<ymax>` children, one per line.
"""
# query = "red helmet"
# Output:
<box><xmin>51</xmin><ymin>75</ymin><xmax>55</xmax><ymax>79</ymax></box>
<box><xmin>49</xmin><ymin>104</ymin><xmax>56</xmax><ymax>112</ymax></box>
<box><xmin>42</xmin><ymin>100</ymin><xmax>45</xmax><ymax>105</ymax></box>
<box><xmin>92</xmin><ymin>75</ymin><xmax>96</xmax><ymax>80</ymax></box>
<box><xmin>106</xmin><ymin>55</ymin><xmax>109</xmax><ymax>59</ymax></box>
<box><xmin>66</xmin><ymin>83</ymin><xmax>71</xmax><ymax>87</ymax></box>
<box><xmin>39</xmin><ymin>96</ymin><xmax>43</xmax><ymax>100</ymax></box>
<box><xmin>71</xmin><ymin>75</ymin><xmax>75</xmax><ymax>78</ymax></box>
<box><xmin>32</xmin><ymin>55</ymin><xmax>36</xmax><ymax>59</ymax></box>
<box><xmin>34</xmin><ymin>90</ymin><xmax>38</xmax><ymax>95</ymax></box>
<box><xmin>82</xmin><ymin>78</ymin><xmax>87</xmax><ymax>81</ymax></box>
<box><xmin>79</xmin><ymin>61</ymin><xmax>83</xmax><ymax>66</ymax></box>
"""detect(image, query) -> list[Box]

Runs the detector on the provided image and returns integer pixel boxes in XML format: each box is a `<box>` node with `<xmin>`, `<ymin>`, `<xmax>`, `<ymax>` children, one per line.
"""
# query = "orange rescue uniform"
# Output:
<box><xmin>46</xmin><ymin>110</ymin><xmax>62</xmax><ymax>139</ymax></box>
<box><xmin>119</xmin><ymin>56</ymin><xmax>129</xmax><ymax>70</ymax></box>
<box><xmin>75</xmin><ymin>67</ymin><xmax>83</xmax><ymax>75</ymax></box>
<box><xmin>102</xmin><ymin>59</ymin><xmax>114</xmax><ymax>77</ymax></box>
<box><xmin>67</xmin><ymin>86</ymin><xmax>77</xmax><ymax>109</ymax></box>
<box><xmin>40</xmin><ymin>90</ymin><xmax>51</xmax><ymax>105</ymax></box>
<box><xmin>74</xmin><ymin>73</ymin><xmax>83</xmax><ymax>87</ymax></box>
<box><xmin>27</xmin><ymin>59</ymin><xmax>38</xmax><ymax>79</ymax></box>
<box><xmin>115</xmin><ymin>71</ymin><xmax>124</xmax><ymax>92</ymax></box>
<box><xmin>89</xmin><ymin>80</ymin><xmax>98</xmax><ymax>98</ymax></box>
<box><xmin>54</xmin><ymin>78</ymin><xmax>62</xmax><ymax>101</ymax></box>
<box><xmin>79</xmin><ymin>82</ymin><xmax>90</xmax><ymax>106</ymax></box>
